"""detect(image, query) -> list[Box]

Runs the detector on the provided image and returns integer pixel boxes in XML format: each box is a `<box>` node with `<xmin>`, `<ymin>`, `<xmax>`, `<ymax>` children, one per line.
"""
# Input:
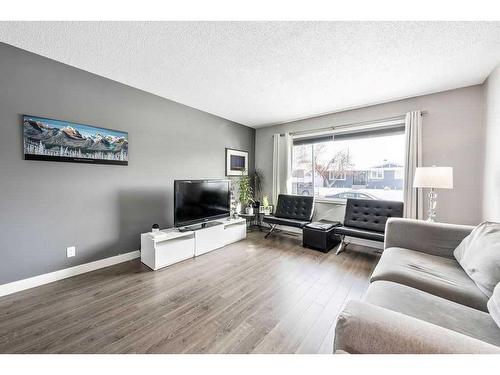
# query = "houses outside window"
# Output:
<box><xmin>291</xmin><ymin>124</ymin><xmax>406</xmax><ymax>202</ymax></box>
<box><xmin>394</xmin><ymin>169</ymin><xmax>404</xmax><ymax>180</ymax></box>
<box><xmin>329</xmin><ymin>170</ymin><xmax>347</xmax><ymax>181</ymax></box>
<box><xmin>370</xmin><ymin>170</ymin><xmax>384</xmax><ymax>180</ymax></box>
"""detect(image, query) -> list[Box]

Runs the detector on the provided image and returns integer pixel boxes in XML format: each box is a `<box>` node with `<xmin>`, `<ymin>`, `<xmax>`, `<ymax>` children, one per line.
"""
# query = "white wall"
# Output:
<box><xmin>483</xmin><ymin>64</ymin><xmax>500</xmax><ymax>222</ymax></box>
<box><xmin>255</xmin><ymin>85</ymin><xmax>485</xmax><ymax>225</ymax></box>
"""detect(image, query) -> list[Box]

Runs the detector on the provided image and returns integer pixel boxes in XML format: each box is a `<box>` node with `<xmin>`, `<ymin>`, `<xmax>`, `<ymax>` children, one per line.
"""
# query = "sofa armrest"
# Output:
<box><xmin>384</xmin><ymin>218</ymin><xmax>474</xmax><ymax>258</ymax></box>
<box><xmin>334</xmin><ymin>300</ymin><xmax>500</xmax><ymax>354</ymax></box>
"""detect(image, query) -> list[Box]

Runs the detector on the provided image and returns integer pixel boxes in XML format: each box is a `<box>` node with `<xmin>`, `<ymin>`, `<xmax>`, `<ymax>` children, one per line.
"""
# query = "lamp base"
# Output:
<box><xmin>427</xmin><ymin>189</ymin><xmax>437</xmax><ymax>222</ymax></box>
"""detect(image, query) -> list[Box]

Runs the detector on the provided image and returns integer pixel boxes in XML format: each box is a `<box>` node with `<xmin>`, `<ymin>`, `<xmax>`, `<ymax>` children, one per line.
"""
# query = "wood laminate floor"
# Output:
<box><xmin>0</xmin><ymin>231</ymin><xmax>379</xmax><ymax>354</ymax></box>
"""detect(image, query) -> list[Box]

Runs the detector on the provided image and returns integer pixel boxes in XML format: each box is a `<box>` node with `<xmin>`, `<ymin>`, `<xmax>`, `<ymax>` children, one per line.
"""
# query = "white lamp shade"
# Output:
<box><xmin>413</xmin><ymin>167</ymin><xmax>453</xmax><ymax>189</ymax></box>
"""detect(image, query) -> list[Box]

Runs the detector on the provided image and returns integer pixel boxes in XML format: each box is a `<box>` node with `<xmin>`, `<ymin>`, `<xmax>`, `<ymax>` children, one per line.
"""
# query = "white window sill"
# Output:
<box><xmin>314</xmin><ymin>198</ymin><xmax>347</xmax><ymax>205</ymax></box>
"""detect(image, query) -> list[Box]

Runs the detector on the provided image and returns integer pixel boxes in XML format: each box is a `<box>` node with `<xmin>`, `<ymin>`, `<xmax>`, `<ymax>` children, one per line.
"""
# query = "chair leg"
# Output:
<box><xmin>335</xmin><ymin>235</ymin><xmax>349</xmax><ymax>255</ymax></box>
<box><xmin>265</xmin><ymin>224</ymin><xmax>277</xmax><ymax>239</ymax></box>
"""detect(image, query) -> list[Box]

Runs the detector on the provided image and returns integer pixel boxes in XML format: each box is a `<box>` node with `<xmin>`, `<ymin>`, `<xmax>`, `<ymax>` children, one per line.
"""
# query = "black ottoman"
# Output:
<box><xmin>303</xmin><ymin>221</ymin><xmax>341</xmax><ymax>253</ymax></box>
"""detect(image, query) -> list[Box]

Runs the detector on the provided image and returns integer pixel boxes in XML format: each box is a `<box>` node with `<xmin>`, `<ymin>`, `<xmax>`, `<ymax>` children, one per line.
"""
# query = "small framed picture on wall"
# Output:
<box><xmin>225</xmin><ymin>148</ymin><xmax>248</xmax><ymax>176</ymax></box>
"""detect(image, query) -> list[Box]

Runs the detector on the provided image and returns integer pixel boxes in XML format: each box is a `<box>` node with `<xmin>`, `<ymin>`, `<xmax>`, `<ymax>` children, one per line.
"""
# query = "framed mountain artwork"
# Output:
<box><xmin>22</xmin><ymin>115</ymin><xmax>128</xmax><ymax>166</ymax></box>
<box><xmin>225</xmin><ymin>148</ymin><xmax>248</xmax><ymax>176</ymax></box>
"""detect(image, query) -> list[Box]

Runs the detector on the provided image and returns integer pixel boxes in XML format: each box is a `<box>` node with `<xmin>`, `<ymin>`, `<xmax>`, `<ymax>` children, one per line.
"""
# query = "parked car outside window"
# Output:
<box><xmin>324</xmin><ymin>191</ymin><xmax>377</xmax><ymax>200</ymax></box>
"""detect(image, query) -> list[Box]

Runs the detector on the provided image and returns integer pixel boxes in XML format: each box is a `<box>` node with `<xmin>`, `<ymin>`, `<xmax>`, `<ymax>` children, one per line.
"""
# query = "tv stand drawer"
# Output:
<box><xmin>194</xmin><ymin>224</ymin><xmax>225</xmax><ymax>256</ymax></box>
<box><xmin>223</xmin><ymin>220</ymin><xmax>246</xmax><ymax>245</ymax></box>
<box><xmin>141</xmin><ymin>232</ymin><xmax>195</xmax><ymax>270</ymax></box>
<box><xmin>155</xmin><ymin>237</ymin><xmax>195</xmax><ymax>269</ymax></box>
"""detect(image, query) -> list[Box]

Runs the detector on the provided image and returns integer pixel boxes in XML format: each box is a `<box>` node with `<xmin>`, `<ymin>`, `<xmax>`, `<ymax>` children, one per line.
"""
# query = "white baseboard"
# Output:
<box><xmin>0</xmin><ymin>250</ymin><xmax>140</xmax><ymax>298</ymax></box>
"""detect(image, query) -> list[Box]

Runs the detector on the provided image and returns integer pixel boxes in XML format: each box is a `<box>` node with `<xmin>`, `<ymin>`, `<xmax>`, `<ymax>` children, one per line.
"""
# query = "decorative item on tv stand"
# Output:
<box><xmin>413</xmin><ymin>165</ymin><xmax>454</xmax><ymax>222</ymax></box>
<box><xmin>229</xmin><ymin>180</ymin><xmax>239</xmax><ymax>219</ymax></box>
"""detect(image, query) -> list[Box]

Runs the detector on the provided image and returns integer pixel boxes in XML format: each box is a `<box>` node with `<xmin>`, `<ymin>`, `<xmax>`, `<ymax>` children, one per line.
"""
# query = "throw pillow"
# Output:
<box><xmin>488</xmin><ymin>282</ymin><xmax>500</xmax><ymax>329</ymax></box>
<box><xmin>454</xmin><ymin>221</ymin><xmax>500</xmax><ymax>297</ymax></box>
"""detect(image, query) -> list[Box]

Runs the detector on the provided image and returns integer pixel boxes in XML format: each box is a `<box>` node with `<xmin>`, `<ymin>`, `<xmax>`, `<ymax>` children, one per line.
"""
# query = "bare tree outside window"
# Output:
<box><xmin>313</xmin><ymin>143</ymin><xmax>353</xmax><ymax>187</ymax></box>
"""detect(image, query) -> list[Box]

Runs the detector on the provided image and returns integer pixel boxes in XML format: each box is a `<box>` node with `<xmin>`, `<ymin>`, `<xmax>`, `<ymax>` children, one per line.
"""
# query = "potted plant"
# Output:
<box><xmin>238</xmin><ymin>172</ymin><xmax>255</xmax><ymax>215</ymax></box>
<box><xmin>251</xmin><ymin>169</ymin><xmax>264</xmax><ymax>212</ymax></box>
<box><xmin>262</xmin><ymin>195</ymin><xmax>271</xmax><ymax>215</ymax></box>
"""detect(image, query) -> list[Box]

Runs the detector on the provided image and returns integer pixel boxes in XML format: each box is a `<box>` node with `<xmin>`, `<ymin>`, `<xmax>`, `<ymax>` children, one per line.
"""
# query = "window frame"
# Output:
<box><xmin>290</xmin><ymin>119</ymin><xmax>406</xmax><ymax>203</ymax></box>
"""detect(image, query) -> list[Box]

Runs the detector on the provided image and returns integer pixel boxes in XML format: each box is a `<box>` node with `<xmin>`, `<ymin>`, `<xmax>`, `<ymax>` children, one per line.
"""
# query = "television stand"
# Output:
<box><xmin>178</xmin><ymin>220</ymin><xmax>222</xmax><ymax>232</ymax></box>
<box><xmin>140</xmin><ymin>217</ymin><xmax>246</xmax><ymax>270</ymax></box>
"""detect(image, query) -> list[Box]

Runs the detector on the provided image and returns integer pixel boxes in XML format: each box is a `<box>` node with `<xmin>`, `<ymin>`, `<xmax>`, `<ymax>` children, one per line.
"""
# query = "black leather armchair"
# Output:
<box><xmin>263</xmin><ymin>194</ymin><xmax>314</xmax><ymax>238</ymax></box>
<box><xmin>334</xmin><ymin>198</ymin><xmax>403</xmax><ymax>254</ymax></box>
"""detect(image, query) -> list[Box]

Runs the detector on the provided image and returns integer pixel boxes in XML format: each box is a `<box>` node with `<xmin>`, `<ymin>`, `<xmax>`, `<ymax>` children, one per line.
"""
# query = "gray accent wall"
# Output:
<box><xmin>0</xmin><ymin>43</ymin><xmax>255</xmax><ymax>285</ymax></box>
<box><xmin>483</xmin><ymin>63</ymin><xmax>500</xmax><ymax>222</ymax></box>
<box><xmin>255</xmin><ymin>85</ymin><xmax>485</xmax><ymax>226</ymax></box>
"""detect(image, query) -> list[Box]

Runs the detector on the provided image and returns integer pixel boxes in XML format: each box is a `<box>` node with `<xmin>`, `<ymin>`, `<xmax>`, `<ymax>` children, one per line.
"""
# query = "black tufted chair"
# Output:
<box><xmin>334</xmin><ymin>198</ymin><xmax>403</xmax><ymax>254</ymax></box>
<box><xmin>263</xmin><ymin>194</ymin><xmax>314</xmax><ymax>238</ymax></box>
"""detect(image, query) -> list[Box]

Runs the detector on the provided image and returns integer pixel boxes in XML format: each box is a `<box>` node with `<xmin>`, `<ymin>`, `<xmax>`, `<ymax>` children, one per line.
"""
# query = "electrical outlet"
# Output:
<box><xmin>67</xmin><ymin>246</ymin><xmax>76</xmax><ymax>258</ymax></box>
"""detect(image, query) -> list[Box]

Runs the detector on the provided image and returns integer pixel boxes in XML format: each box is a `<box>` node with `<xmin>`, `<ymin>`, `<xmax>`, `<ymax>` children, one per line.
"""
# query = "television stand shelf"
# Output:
<box><xmin>140</xmin><ymin>217</ymin><xmax>246</xmax><ymax>270</ymax></box>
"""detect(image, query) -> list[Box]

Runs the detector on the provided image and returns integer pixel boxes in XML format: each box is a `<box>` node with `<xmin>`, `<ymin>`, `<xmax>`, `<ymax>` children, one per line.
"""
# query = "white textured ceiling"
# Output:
<box><xmin>1</xmin><ymin>21</ymin><xmax>500</xmax><ymax>128</ymax></box>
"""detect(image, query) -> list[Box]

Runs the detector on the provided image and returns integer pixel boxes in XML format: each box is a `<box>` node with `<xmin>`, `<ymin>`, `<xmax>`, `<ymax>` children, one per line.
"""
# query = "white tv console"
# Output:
<box><xmin>140</xmin><ymin>217</ymin><xmax>246</xmax><ymax>270</ymax></box>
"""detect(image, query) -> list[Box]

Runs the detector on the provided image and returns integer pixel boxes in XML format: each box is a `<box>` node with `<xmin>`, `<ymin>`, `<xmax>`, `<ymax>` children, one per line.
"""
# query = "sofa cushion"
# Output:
<box><xmin>489</xmin><ymin>283</ymin><xmax>500</xmax><ymax>329</ymax></box>
<box><xmin>371</xmin><ymin>247</ymin><xmax>489</xmax><ymax>311</ymax></box>
<box><xmin>454</xmin><ymin>221</ymin><xmax>500</xmax><ymax>297</ymax></box>
<box><xmin>366</xmin><ymin>281</ymin><xmax>500</xmax><ymax>347</ymax></box>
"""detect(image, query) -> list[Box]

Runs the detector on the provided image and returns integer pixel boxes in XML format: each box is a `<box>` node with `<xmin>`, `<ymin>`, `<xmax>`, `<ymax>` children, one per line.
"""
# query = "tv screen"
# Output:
<box><xmin>174</xmin><ymin>179</ymin><xmax>230</xmax><ymax>227</ymax></box>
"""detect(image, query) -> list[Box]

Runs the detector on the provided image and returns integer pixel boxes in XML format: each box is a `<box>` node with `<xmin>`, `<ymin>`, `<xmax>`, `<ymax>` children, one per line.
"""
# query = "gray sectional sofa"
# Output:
<box><xmin>334</xmin><ymin>218</ymin><xmax>500</xmax><ymax>354</ymax></box>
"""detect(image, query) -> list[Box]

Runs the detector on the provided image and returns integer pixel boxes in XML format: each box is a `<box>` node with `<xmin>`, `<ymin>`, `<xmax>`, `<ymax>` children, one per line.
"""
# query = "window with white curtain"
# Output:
<box><xmin>291</xmin><ymin>123</ymin><xmax>406</xmax><ymax>202</ymax></box>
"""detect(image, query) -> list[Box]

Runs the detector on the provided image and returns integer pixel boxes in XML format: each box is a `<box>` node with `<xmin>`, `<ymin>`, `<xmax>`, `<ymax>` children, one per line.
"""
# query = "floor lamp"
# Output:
<box><xmin>413</xmin><ymin>166</ymin><xmax>454</xmax><ymax>222</ymax></box>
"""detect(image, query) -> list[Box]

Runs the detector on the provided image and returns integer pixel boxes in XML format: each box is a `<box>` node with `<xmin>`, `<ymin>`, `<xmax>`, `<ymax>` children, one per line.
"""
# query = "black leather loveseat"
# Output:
<box><xmin>334</xmin><ymin>198</ymin><xmax>404</xmax><ymax>254</ymax></box>
<box><xmin>263</xmin><ymin>194</ymin><xmax>314</xmax><ymax>238</ymax></box>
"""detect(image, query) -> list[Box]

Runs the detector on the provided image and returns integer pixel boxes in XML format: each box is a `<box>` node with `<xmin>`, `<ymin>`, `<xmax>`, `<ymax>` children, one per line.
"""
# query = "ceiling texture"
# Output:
<box><xmin>1</xmin><ymin>21</ymin><xmax>500</xmax><ymax>128</ymax></box>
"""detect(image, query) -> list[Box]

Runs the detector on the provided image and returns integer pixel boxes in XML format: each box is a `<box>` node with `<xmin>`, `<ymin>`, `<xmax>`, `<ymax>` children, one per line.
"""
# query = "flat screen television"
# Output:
<box><xmin>174</xmin><ymin>179</ymin><xmax>231</xmax><ymax>228</ymax></box>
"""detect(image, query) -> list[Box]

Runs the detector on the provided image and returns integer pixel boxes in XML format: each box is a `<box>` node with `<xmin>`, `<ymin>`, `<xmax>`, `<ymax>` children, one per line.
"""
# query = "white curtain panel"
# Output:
<box><xmin>283</xmin><ymin>133</ymin><xmax>293</xmax><ymax>195</ymax></box>
<box><xmin>272</xmin><ymin>133</ymin><xmax>281</xmax><ymax>206</ymax></box>
<box><xmin>403</xmin><ymin>110</ymin><xmax>424</xmax><ymax>219</ymax></box>
<box><xmin>272</xmin><ymin>132</ymin><xmax>293</xmax><ymax>206</ymax></box>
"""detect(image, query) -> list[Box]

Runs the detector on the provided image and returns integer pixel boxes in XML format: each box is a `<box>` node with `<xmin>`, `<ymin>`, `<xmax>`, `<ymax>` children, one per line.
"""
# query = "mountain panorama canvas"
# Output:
<box><xmin>23</xmin><ymin>115</ymin><xmax>129</xmax><ymax>165</ymax></box>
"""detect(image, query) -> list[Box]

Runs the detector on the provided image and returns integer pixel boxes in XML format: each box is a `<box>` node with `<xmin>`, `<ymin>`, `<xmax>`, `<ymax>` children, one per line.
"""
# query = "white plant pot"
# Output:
<box><xmin>264</xmin><ymin>207</ymin><xmax>271</xmax><ymax>215</ymax></box>
<box><xmin>245</xmin><ymin>206</ymin><xmax>254</xmax><ymax>215</ymax></box>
